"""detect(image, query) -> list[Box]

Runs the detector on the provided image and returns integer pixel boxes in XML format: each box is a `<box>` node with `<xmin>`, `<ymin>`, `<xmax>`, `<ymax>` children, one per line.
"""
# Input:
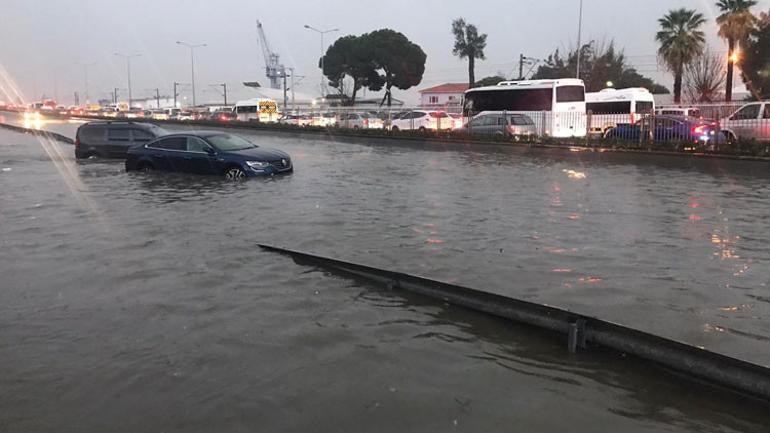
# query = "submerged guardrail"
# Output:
<box><xmin>259</xmin><ymin>243</ymin><xmax>770</xmax><ymax>402</ymax></box>
<box><xmin>0</xmin><ymin>122</ymin><xmax>74</xmax><ymax>144</ymax></box>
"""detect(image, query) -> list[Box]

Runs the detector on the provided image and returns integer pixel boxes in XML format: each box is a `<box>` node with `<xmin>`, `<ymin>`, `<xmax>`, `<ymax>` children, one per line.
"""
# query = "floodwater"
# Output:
<box><xmin>1</xmin><ymin>114</ymin><xmax>769</xmax><ymax>432</ymax></box>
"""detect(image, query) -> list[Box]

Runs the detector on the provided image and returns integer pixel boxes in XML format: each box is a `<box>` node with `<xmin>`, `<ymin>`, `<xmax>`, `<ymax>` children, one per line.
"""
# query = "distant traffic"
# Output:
<box><xmin>2</xmin><ymin>78</ymin><xmax>768</xmax><ymax>150</ymax></box>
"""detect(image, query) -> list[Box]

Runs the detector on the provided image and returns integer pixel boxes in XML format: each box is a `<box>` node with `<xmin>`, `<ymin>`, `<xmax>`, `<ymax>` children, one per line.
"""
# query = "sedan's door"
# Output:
<box><xmin>147</xmin><ymin>137</ymin><xmax>186</xmax><ymax>171</ymax></box>
<box><xmin>183</xmin><ymin>137</ymin><xmax>218</xmax><ymax>174</ymax></box>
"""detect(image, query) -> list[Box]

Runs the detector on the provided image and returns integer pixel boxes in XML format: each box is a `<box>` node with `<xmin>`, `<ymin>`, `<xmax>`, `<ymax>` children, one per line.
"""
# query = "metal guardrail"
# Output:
<box><xmin>258</xmin><ymin>243</ymin><xmax>770</xmax><ymax>402</ymax></box>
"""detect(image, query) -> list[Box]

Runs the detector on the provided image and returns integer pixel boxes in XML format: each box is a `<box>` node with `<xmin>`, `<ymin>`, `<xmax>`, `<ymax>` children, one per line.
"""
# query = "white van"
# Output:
<box><xmin>586</xmin><ymin>88</ymin><xmax>655</xmax><ymax>134</ymax></box>
<box><xmin>720</xmin><ymin>101</ymin><xmax>770</xmax><ymax>142</ymax></box>
<box><xmin>234</xmin><ymin>98</ymin><xmax>279</xmax><ymax>123</ymax></box>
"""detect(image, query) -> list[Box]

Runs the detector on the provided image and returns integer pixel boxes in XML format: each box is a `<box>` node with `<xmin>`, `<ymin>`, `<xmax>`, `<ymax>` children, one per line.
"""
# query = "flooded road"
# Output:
<box><xmin>1</xmin><ymin>115</ymin><xmax>769</xmax><ymax>432</ymax></box>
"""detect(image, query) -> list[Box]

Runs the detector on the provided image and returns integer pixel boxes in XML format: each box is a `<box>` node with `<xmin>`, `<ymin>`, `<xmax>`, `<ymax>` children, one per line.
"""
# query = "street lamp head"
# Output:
<box><xmin>304</xmin><ymin>25</ymin><xmax>311</xmax><ymax>29</ymax></box>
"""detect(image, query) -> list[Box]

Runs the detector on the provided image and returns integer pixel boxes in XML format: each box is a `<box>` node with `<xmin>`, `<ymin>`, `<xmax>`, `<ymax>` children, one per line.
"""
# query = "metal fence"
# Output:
<box><xmin>20</xmin><ymin>101</ymin><xmax>770</xmax><ymax>152</ymax></box>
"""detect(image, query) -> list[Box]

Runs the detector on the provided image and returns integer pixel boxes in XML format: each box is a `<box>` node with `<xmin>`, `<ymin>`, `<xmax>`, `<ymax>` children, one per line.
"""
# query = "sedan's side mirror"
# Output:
<box><xmin>204</xmin><ymin>147</ymin><xmax>216</xmax><ymax>155</ymax></box>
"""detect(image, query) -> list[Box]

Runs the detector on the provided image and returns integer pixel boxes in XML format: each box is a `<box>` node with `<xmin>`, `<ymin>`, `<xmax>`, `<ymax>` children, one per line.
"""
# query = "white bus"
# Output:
<box><xmin>463</xmin><ymin>79</ymin><xmax>587</xmax><ymax>138</ymax></box>
<box><xmin>586</xmin><ymin>87</ymin><xmax>655</xmax><ymax>135</ymax></box>
<box><xmin>234</xmin><ymin>98</ymin><xmax>279</xmax><ymax>123</ymax></box>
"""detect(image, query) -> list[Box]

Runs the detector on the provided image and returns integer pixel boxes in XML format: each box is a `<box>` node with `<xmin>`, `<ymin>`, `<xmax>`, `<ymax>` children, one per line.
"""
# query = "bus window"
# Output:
<box><xmin>464</xmin><ymin>88</ymin><xmax>553</xmax><ymax>114</ymax></box>
<box><xmin>635</xmin><ymin>101</ymin><xmax>654</xmax><ymax>114</ymax></box>
<box><xmin>556</xmin><ymin>86</ymin><xmax>585</xmax><ymax>103</ymax></box>
<box><xmin>587</xmin><ymin>101</ymin><xmax>632</xmax><ymax>114</ymax></box>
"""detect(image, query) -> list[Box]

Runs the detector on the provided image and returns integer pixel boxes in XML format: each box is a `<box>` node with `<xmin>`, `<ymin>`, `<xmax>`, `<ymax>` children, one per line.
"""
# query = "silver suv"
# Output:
<box><xmin>720</xmin><ymin>102</ymin><xmax>770</xmax><ymax>142</ymax></box>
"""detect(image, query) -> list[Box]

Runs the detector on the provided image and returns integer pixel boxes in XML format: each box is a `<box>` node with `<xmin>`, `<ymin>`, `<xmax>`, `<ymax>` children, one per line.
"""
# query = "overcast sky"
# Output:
<box><xmin>1</xmin><ymin>0</ymin><xmax>768</xmax><ymax>105</ymax></box>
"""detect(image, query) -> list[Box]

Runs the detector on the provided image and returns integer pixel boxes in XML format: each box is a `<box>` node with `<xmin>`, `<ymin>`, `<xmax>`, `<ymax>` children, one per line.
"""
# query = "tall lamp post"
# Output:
<box><xmin>303</xmin><ymin>24</ymin><xmax>339</xmax><ymax>97</ymax></box>
<box><xmin>114</xmin><ymin>53</ymin><xmax>141</xmax><ymax>107</ymax></box>
<box><xmin>76</xmin><ymin>61</ymin><xmax>96</xmax><ymax>103</ymax></box>
<box><xmin>576</xmin><ymin>0</ymin><xmax>584</xmax><ymax>79</ymax></box>
<box><xmin>176</xmin><ymin>41</ymin><xmax>207</xmax><ymax>107</ymax></box>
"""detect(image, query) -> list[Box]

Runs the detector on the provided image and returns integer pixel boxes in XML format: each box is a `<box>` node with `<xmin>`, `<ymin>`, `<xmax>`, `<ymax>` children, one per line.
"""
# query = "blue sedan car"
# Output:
<box><xmin>125</xmin><ymin>131</ymin><xmax>293</xmax><ymax>179</ymax></box>
<box><xmin>605</xmin><ymin>115</ymin><xmax>721</xmax><ymax>145</ymax></box>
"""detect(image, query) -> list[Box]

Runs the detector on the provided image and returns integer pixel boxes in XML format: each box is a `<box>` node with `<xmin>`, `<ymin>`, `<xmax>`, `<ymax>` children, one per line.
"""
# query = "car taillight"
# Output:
<box><xmin>74</xmin><ymin>137</ymin><xmax>80</xmax><ymax>147</ymax></box>
<box><xmin>363</xmin><ymin>119</ymin><xmax>369</xmax><ymax>127</ymax></box>
<box><xmin>692</xmin><ymin>125</ymin><xmax>706</xmax><ymax>135</ymax></box>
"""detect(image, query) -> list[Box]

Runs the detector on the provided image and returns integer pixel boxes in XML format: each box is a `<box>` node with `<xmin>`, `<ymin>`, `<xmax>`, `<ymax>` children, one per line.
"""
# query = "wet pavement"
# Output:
<box><xmin>1</xmin><ymin>114</ymin><xmax>769</xmax><ymax>432</ymax></box>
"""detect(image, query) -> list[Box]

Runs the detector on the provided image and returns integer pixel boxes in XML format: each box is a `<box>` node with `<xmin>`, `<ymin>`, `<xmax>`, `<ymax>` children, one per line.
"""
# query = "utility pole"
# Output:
<box><xmin>282</xmin><ymin>70</ymin><xmax>288</xmax><ymax>111</ymax></box>
<box><xmin>576</xmin><ymin>0</ymin><xmax>584</xmax><ymax>80</ymax></box>
<box><xmin>76</xmin><ymin>61</ymin><xmax>96</xmax><ymax>103</ymax></box>
<box><xmin>173</xmin><ymin>82</ymin><xmax>180</xmax><ymax>108</ymax></box>
<box><xmin>154</xmin><ymin>88</ymin><xmax>161</xmax><ymax>109</ymax></box>
<box><xmin>221</xmin><ymin>83</ymin><xmax>227</xmax><ymax>106</ymax></box>
<box><xmin>519</xmin><ymin>54</ymin><xmax>525</xmax><ymax>80</ymax></box>
<box><xmin>287</xmin><ymin>68</ymin><xmax>296</xmax><ymax>110</ymax></box>
<box><xmin>176</xmin><ymin>41</ymin><xmax>207</xmax><ymax>107</ymax></box>
<box><xmin>113</xmin><ymin>88</ymin><xmax>119</xmax><ymax>104</ymax></box>
<box><xmin>115</xmin><ymin>53</ymin><xmax>141</xmax><ymax>107</ymax></box>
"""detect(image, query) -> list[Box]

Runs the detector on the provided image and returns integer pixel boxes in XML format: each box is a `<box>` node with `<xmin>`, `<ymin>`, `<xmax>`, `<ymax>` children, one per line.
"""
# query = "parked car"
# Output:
<box><xmin>125</xmin><ymin>132</ymin><xmax>293</xmax><ymax>179</ymax></box>
<box><xmin>720</xmin><ymin>101</ymin><xmax>770</xmax><ymax>142</ymax></box>
<box><xmin>75</xmin><ymin>122</ymin><xmax>168</xmax><ymax>159</ymax></box>
<box><xmin>447</xmin><ymin>113</ymin><xmax>464</xmax><ymax>129</ymax></box>
<box><xmin>150</xmin><ymin>110</ymin><xmax>169</xmax><ymax>120</ymax></box>
<box><xmin>100</xmin><ymin>107</ymin><xmax>118</xmax><ymax>118</ymax></box>
<box><xmin>208</xmin><ymin>110</ymin><xmax>237</xmax><ymax>122</ymax></box>
<box><xmin>462</xmin><ymin>113</ymin><xmax>537</xmax><ymax>138</ymax></box>
<box><xmin>338</xmin><ymin>113</ymin><xmax>384</xmax><ymax>129</ymax></box>
<box><xmin>604</xmin><ymin>115</ymin><xmax>720</xmax><ymax>145</ymax></box>
<box><xmin>390</xmin><ymin>111</ymin><xmax>454</xmax><ymax>131</ymax></box>
<box><xmin>309</xmin><ymin>112</ymin><xmax>338</xmax><ymax>127</ymax></box>
<box><xmin>278</xmin><ymin>114</ymin><xmax>312</xmax><ymax>127</ymax></box>
<box><xmin>177</xmin><ymin>111</ymin><xmax>196</xmax><ymax>121</ymax></box>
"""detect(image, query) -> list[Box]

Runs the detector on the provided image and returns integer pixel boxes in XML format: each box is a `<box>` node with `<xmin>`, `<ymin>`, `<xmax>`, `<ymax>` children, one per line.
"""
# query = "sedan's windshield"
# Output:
<box><xmin>206</xmin><ymin>134</ymin><xmax>257</xmax><ymax>151</ymax></box>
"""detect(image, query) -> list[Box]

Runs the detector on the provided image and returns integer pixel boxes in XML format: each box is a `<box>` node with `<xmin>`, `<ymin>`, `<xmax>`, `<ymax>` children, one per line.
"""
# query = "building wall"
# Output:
<box><xmin>420</xmin><ymin>92</ymin><xmax>463</xmax><ymax>108</ymax></box>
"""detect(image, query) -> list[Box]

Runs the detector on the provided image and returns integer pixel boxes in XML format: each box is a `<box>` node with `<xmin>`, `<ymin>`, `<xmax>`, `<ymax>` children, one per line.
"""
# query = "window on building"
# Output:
<box><xmin>429</xmin><ymin>96</ymin><xmax>439</xmax><ymax>104</ymax></box>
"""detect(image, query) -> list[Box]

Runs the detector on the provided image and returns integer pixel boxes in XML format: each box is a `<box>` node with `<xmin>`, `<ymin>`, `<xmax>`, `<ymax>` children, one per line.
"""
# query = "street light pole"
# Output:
<box><xmin>576</xmin><ymin>0</ymin><xmax>584</xmax><ymax>80</ymax></box>
<box><xmin>114</xmin><ymin>53</ymin><xmax>141</xmax><ymax>107</ymax></box>
<box><xmin>304</xmin><ymin>24</ymin><xmax>339</xmax><ymax>97</ymax></box>
<box><xmin>76</xmin><ymin>61</ymin><xmax>96</xmax><ymax>103</ymax></box>
<box><xmin>176</xmin><ymin>41</ymin><xmax>207</xmax><ymax>107</ymax></box>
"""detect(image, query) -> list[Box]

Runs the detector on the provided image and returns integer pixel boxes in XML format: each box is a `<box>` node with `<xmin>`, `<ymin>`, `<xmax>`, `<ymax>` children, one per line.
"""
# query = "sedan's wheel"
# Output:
<box><xmin>139</xmin><ymin>164</ymin><xmax>153</xmax><ymax>173</ymax></box>
<box><xmin>225</xmin><ymin>167</ymin><xmax>246</xmax><ymax>180</ymax></box>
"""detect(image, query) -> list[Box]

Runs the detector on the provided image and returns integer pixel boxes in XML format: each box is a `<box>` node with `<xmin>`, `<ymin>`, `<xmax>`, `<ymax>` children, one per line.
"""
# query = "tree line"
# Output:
<box><xmin>322</xmin><ymin>2</ymin><xmax>770</xmax><ymax>106</ymax></box>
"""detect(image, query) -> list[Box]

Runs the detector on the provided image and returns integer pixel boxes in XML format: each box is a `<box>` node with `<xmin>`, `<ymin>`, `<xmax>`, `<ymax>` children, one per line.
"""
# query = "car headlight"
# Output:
<box><xmin>246</xmin><ymin>161</ymin><xmax>270</xmax><ymax>169</ymax></box>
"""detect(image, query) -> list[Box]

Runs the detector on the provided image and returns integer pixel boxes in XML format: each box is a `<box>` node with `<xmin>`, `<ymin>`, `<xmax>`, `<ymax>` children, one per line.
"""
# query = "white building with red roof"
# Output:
<box><xmin>418</xmin><ymin>83</ymin><xmax>469</xmax><ymax>109</ymax></box>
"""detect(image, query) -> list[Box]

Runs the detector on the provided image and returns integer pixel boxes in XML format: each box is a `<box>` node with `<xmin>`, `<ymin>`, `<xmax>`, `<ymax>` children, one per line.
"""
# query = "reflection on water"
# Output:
<box><xmin>1</xmin><ymin>122</ymin><xmax>770</xmax><ymax>432</ymax></box>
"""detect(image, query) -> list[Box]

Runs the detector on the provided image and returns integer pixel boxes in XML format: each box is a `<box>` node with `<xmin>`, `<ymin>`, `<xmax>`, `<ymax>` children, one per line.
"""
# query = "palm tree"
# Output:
<box><xmin>716</xmin><ymin>0</ymin><xmax>757</xmax><ymax>102</ymax></box>
<box><xmin>656</xmin><ymin>8</ymin><xmax>707</xmax><ymax>103</ymax></box>
<box><xmin>452</xmin><ymin>18</ymin><xmax>487</xmax><ymax>88</ymax></box>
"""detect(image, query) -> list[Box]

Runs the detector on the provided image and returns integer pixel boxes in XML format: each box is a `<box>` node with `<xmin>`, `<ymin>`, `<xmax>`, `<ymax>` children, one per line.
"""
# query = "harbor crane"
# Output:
<box><xmin>256</xmin><ymin>20</ymin><xmax>285</xmax><ymax>90</ymax></box>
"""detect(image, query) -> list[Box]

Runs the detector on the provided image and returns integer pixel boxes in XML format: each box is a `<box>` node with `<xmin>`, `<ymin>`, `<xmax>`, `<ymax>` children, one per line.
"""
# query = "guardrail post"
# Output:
<box><xmin>568</xmin><ymin>321</ymin><xmax>579</xmax><ymax>354</ymax></box>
